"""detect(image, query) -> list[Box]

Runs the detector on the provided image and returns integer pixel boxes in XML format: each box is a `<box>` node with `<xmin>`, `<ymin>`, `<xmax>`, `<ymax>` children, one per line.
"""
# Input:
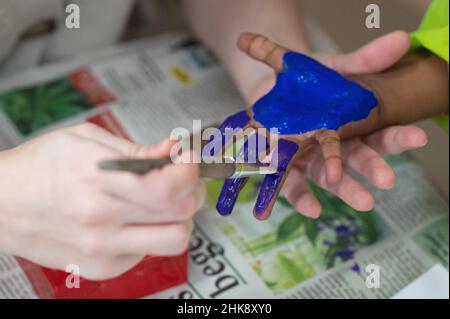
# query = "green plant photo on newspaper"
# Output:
<box><xmin>0</xmin><ymin>77</ymin><xmax>93</xmax><ymax>136</ymax></box>
<box><xmin>206</xmin><ymin>178</ymin><xmax>384</xmax><ymax>292</ymax></box>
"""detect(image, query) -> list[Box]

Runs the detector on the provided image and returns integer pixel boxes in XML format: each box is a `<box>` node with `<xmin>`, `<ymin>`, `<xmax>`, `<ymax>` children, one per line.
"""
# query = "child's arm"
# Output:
<box><xmin>341</xmin><ymin>49</ymin><xmax>449</xmax><ymax>139</ymax></box>
<box><xmin>182</xmin><ymin>0</ymin><xmax>309</xmax><ymax>103</ymax></box>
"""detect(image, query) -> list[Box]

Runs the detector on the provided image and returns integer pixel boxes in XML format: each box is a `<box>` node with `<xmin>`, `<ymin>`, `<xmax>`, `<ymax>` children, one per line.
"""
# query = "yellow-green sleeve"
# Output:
<box><xmin>411</xmin><ymin>0</ymin><xmax>449</xmax><ymax>133</ymax></box>
<box><xmin>411</xmin><ymin>0</ymin><xmax>449</xmax><ymax>62</ymax></box>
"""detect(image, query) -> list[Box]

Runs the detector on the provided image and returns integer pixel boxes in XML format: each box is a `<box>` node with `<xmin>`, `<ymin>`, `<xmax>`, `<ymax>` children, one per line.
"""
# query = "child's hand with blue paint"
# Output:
<box><xmin>206</xmin><ymin>34</ymin><xmax>380</xmax><ymax>220</ymax></box>
<box><xmin>207</xmin><ymin>31</ymin><xmax>448</xmax><ymax>220</ymax></box>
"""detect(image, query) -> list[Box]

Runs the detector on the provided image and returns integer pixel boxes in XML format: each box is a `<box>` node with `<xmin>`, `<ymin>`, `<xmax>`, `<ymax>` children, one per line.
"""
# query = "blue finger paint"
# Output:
<box><xmin>216</xmin><ymin>178</ymin><xmax>247</xmax><ymax>216</ymax></box>
<box><xmin>216</xmin><ymin>133</ymin><xmax>268</xmax><ymax>215</ymax></box>
<box><xmin>204</xmin><ymin>111</ymin><xmax>250</xmax><ymax>157</ymax></box>
<box><xmin>254</xmin><ymin>139</ymin><xmax>298</xmax><ymax>217</ymax></box>
<box><xmin>253</xmin><ymin>52</ymin><xmax>378</xmax><ymax>135</ymax></box>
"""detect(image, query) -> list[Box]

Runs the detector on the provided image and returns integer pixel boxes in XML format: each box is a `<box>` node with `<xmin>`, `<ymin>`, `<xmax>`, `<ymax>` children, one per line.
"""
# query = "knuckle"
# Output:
<box><xmin>251</xmin><ymin>35</ymin><xmax>267</xmax><ymax>49</ymax></box>
<box><xmin>119</xmin><ymin>173</ymin><xmax>140</xmax><ymax>192</ymax></box>
<box><xmin>79</xmin><ymin>233</ymin><xmax>111</xmax><ymax>256</ymax></box>
<box><xmin>325</xmin><ymin>155</ymin><xmax>343</xmax><ymax>162</ymax></box>
<box><xmin>261</xmin><ymin>41</ymin><xmax>278</xmax><ymax>60</ymax></box>
<box><xmin>77</xmin><ymin>201</ymin><xmax>109</xmax><ymax>226</ymax></box>
<box><xmin>172</xmin><ymin>183</ymin><xmax>204</xmax><ymax>221</ymax></box>
<box><xmin>125</xmin><ymin>143</ymin><xmax>145</xmax><ymax>159</ymax></box>
<box><xmin>77</xmin><ymin>122</ymin><xmax>100</xmax><ymax>135</ymax></box>
<box><xmin>176</xmin><ymin>197</ymin><xmax>198</xmax><ymax>219</ymax></box>
<box><xmin>318</xmin><ymin>133</ymin><xmax>340</xmax><ymax>145</ymax></box>
<box><xmin>345</xmin><ymin>137</ymin><xmax>363</xmax><ymax>153</ymax></box>
<box><xmin>167</xmin><ymin>224</ymin><xmax>191</xmax><ymax>255</ymax></box>
<box><xmin>155</xmin><ymin>181</ymin><xmax>176</xmax><ymax>204</ymax></box>
<box><xmin>322</xmin><ymin>137</ymin><xmax>340</xmax><ymax>146</ymax></box>
<box><xmin>177</xmin><ymin>164</ymin><xmax>200</xmax><ymax>186</ymax></box>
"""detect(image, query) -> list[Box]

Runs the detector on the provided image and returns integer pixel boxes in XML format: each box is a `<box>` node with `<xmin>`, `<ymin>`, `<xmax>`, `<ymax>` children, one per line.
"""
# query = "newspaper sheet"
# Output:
<box><xmin>0</xmin><ymin>32</ymin><xmax>448</xmax><ymax>299</ymax></box>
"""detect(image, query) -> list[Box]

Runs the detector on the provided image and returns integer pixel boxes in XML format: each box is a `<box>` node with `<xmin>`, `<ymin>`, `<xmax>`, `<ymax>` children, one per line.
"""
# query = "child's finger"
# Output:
<box><xmin>215</xmin><ymin>133</ymin><xmax>268</xmax><ymax>216</ymax></box>
<box><xmin>237</xmin><ymin>32</ymin><xmax>288</xmax><ymax>73</ymax></box>
<box><xmin>299</xmin><ymin>145</ymin><xmax>374</xmax><ymax>212</ymax></box>
<box><xmin>204</xmin><ymin>111</ymin><xmax>252</xmax><ymax>216</ymax></box>
<box><xmin>282</xmin><ymin>168</ymin><xmax>321</xmax><ymax>219</ymax></box>
<box><xmin>216</xmin><ymin>177</ymin><xmax>249</xmax><ymax>216</ymax></box>
<box><xmin>363</xmin><ymin>125</ymin><xmax>428</xmax><ymax>155</ymax></box>
<box><xmin>314</xmin><ymin>170</ymin><xmax>375</xmax><ymax>212</ymax></box>
<box><xmin>203</xmin><ymin>111</ymin><xmax>251</xmax><ymax>158</ymax></box>
<box><xmin>253</xmin><ymin>139</ymin><xmax>299</xmax><ymax>220</ymax></box>
<box><xmin>315</xmin><ymin>130</ymin><xmax>343</xmax><ymax>184</ymax></box>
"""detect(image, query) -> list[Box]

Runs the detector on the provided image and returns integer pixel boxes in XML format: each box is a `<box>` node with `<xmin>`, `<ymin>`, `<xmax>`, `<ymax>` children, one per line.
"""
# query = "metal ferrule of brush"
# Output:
<box><xmin>229</xmin><ymin>163</ymin><xmax>277</xmax><ymax>179</ymax></box>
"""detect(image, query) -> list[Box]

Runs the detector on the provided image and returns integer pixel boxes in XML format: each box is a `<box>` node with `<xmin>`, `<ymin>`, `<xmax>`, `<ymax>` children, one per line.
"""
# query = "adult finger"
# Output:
<box><xmin>70</xmin><ymin>123</ymin><xmax>177</xmax><ymax>159</ymax></box>
<box><xmin>114</xmin><ymin>221</ymin><xmax>194</xmax><ymax>256</ymax></box>
<box><xmin>118</xmin><ymin>180</ymin><xmax>205</xmax><ymax>224</ymax></box>
<box><xmin>316</xmin><ymin>30</ymin><xmax>410</xmax><ymax>75</ymax></box>
<box><xmin>341</xmin><ymin>138</ymin><xmax>396</xmax><ymax>189</ymax></box>
<box><xmin>363</xmin><ymin>125</ymin><xmax>428</xmax><ymax>155</ymax></box>
<box><xmin>99</xmin><ymin>150</ymin><xmax>201</xmax><ymax>212</ymax></box>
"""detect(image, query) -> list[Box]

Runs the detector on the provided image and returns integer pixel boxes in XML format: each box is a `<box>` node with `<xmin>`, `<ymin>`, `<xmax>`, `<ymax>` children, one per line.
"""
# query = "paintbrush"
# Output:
<box><xmin>98</xmin><ymin>157</ymin><xmax>277</xmax><ymax>179</ymax></box>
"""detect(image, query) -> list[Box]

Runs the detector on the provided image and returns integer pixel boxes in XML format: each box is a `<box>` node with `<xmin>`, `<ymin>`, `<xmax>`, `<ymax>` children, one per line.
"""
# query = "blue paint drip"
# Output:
<box><xmin>253</xmin><ymin>52</ymin><xmax>378</xmax><ymax>135</ymax></box>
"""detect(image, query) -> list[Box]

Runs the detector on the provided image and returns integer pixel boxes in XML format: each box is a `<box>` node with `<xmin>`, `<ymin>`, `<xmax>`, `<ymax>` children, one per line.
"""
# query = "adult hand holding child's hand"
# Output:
<box><xmin>208</xmin><ymin>31</ymin><xmax>436</xmax><ymax>220</ymax></box>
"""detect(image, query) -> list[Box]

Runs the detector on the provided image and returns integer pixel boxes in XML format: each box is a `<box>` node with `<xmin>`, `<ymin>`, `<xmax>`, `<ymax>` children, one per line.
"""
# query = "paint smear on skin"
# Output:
<box><xmin>216</xmin><ymin>134</ymin><xmax>268</xmax><ymax>215</ymax></box>
<box><xmin>253</xmin><ymin>52</ymin><xmax>378</xmax><ymax>135</ymax></box>
<box><xmin>254</xmin><ymin>139</ymin><xmax>298</xmax><ymax>216</ymax></box>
